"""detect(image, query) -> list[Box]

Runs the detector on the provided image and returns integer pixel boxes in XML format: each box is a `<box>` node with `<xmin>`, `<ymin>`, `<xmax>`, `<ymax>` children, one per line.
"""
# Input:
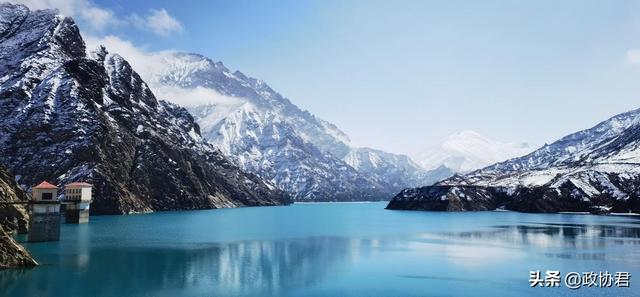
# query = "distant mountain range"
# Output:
<box><xmin>142</xmin><ymin>52</ymin><xmax>454</xmax><ymax>201</ymax></box>
<box><xmin>0</xmin><ymin>4</ymin><xmax>288</xmax><ymax>214</ymax></box>
<box><xmin>412</xmin><ymin>130</ymin><xmax>537</xmax><ymax>173</ymax></box>
<box><xmin>0</xmin><ymin>3</ymin><xmax>548</xmax><ymax>207</ymax></box>
<box><xmin>388</xmin><ymin>108</ymin><xmax>640</xmax><ymax>213</ymax></box>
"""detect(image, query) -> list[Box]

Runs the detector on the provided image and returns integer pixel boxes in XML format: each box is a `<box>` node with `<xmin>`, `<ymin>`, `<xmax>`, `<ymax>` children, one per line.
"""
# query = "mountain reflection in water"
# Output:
<box><xmin>2</xmin><ymin>237</ymin><xmax>360</xmax><ymax>297</ymax></box>
<box><xmin>427</xmin><ymin>222</ymin><xmax>640</xmax><ymax>264</ymax></box>
<box><xmin>2</xmin><ymin>203</ymin><xmax>639</xmax><ymax>297</ymax></box>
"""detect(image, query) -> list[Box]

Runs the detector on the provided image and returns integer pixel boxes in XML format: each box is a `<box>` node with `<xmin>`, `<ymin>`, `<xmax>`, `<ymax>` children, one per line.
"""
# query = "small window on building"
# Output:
<box><xmin>42</xmin><ymin>192</ymin><xmax>53</xmax><ymax>200</ymax></box>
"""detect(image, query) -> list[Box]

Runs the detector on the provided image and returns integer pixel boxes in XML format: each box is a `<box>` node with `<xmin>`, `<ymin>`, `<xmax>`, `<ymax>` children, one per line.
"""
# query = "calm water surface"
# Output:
<box><xmin>2</xmin><ymin>202</ymin><xmax>639</xmax><ymax>297</ymax></box>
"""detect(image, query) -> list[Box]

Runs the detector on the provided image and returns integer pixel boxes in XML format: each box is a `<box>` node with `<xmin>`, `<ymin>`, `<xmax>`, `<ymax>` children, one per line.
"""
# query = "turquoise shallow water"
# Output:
<box><xmin>2</xmin><ymin>202</ymin><xmax>639</xmax><ymax>297</ymax></box>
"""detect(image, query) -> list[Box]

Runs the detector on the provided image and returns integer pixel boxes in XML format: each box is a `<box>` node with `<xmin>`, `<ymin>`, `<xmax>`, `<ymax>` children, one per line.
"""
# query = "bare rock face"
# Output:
<box><xmin>0</xmin><ymin>4</ymin><xmax>290</xmax><ymax>214</ymax></box>
<box><xmin>386</xmin><ymin>185</ymin><xmax>508</xmax><ymax>211</ymax></box>
<box><xmin>0</xmin><ymin>164</ymin><xmax>36</xmax><ymax>269</ymax></box>
<box><xmin>0</xmin><ymin>164</ymin><xmax>29</xmax><ymax>234</ymax></box>
<box><xmin>0</xmin><ymin>225</ymin><xmax>37</xmax><ymax>269</ymax></box>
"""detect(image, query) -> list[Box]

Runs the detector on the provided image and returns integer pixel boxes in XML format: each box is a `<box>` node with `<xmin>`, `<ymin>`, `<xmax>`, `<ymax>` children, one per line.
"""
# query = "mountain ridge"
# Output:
<box><xmin>388</xmin><ymin>108</ymin><xmax>640</xmax><ymax>213</ymax></box>
<box><xmin>0</xmin><ymin>4</ymin><xmax>289</xmax><ymax>214</ymax></box>
<box><xmin>143</xmin><ymin>51</ymin><xmax>440</xmax><ymax>200</ymax></box>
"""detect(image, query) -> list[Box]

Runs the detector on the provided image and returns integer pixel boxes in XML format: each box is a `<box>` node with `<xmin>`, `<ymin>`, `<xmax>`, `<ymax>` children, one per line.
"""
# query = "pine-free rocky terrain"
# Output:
<box><xmin>388</xmin><ymin>108</ymin><xmax>640</xmax><ymax>213</ymax></box>
<box><xmin>0</xmin><ymin>3</ymin><xmax>289</xmax><ymax>215</ymax></box>
<box><xmin>145</xmin><ymin>52</ymin><xmax>449</xmax><ymax>201</ymax></box>
<box><xmin>0</xmin><ymin>163</ymin><xmax>36</xmax><ymax>269</ymax></box>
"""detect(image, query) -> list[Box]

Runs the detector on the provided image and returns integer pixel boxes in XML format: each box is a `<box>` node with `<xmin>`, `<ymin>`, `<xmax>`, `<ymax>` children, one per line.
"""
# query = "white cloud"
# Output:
<box><xmin>13</xmin><ymin>0</ymin><xmax>183</xmax><ymax>36</ymax></box>
<box><xmin>626</xmin><ymin>49</ymin><xmax>640</xmax><ymax>65</ymax></box>
<box><xmin>84</xmin><ymin>35</ymin><xmax>160</xmax><ymax>79</ymax></box>
<box><xmin>85</xmin><ymin>35</ymin><xmax>241</xmax><ymax>108</ymax></box>
<box><xmin>129</xmin><ymin>9</ymin><xmax>183</xmax><ymax>37</ymax></box>
<box><xmin>12</xmin><ymin>0</ymin><xmax>116</xmax><ymax>30</ymax></box>
<box><xmin>154</xmin><ymin>85</ymin><xmax>247</xmax><ymax>109</ymax></box>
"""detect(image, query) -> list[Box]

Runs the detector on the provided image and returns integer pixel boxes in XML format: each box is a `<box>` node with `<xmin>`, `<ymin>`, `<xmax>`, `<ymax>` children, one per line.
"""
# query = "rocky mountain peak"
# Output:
<box><xmin>0</xmin><ymin>4</ymin><xmax>288</xmax><ymax>214</ymax></box>
<box><xmin>141</xmin><ymin>51</ymin><xmax>449</xmax><ymax>200</ymax></box>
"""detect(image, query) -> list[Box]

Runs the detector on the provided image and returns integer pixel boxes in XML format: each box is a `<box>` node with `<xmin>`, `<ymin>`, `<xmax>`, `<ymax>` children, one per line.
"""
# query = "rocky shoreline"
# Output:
<box><xmin>0</xmin><ymin>164</ymin><xmax>37</xmax><ymax>269</ymax></box>
<box><xmin>387</xmin><ymin>106</ymin><xmax>640</xmax><ymax>215</ymax></box>
<box><xmin>386</xmin><ymin>182</ymin><xmax>640</xmax><ymax>214</ymax></box>
<box><xmin>0</xmin><ymin>225</ymin><xmax>37</xmax><ymax>269</ymax></box>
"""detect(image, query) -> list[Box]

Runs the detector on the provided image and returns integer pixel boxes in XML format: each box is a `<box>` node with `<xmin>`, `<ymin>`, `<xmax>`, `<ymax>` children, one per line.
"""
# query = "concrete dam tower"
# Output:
<box><xmin>27</xmin><ymin>181</ymin><xmax>94</xmax><ymax>242</ymax></box>
<box><xmin>63</xmin><ymin>182</ymin><xmax>93</xmax><ymax>224</ymax></box>
<box><xmin>28</xmin><ymin>181</ymin><xmax>61</xmax><ymax>242</ymax></box>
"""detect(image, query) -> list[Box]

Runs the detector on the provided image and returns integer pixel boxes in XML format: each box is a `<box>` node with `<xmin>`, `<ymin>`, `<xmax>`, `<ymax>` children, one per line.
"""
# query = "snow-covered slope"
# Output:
<box><xmin>148</xmin><ymin>52</ymin><xmax>352</xmax><ymax>157</ymax></box>
<box><xmin>388</xmin><ymin>110</ymin><xmax>640</xmax><ymax>213</ymax></box>
<box><xmin>143</xmin><ymin>52</ymin><xmax>435</xmax><ymax>200</ymax></box>
<box><xmin>413</xmin><ymin>130</ymin><xmax>537</xmax><ymax>172</ymax></box>
<box><xmin>0</xmin><ymin>4</ymin><xmax>288</xmax><ymax>214</ymax></box>
<box><xmin>344</xmin><ymin>147</ymin><xmax>453</xmax><ymax>189</ymax></box>
<box><xmin>189</xmin><ymin>101</ymin><xmax>393</xmax><ymax>201</ymax></box>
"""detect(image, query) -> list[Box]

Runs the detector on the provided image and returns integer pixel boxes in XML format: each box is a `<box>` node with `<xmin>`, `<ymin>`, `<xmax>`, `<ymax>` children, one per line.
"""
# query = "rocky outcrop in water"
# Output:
<box><xmin>0</xmin><ymin>225</ymin><xmax>37</xmax><ymax>269</ymax></box>
<box><xmin>386</xmin><ymin>185</ymin><xmax>507</xmax><ymax>211</ymax></box>
<box><xmin>0</xmin><ymin>4</ymin><xmax>289</xmax><ymax>214</ymax></box>
<box><xmin>0</xmin><ymin>164</ymin><xmax>36</xmax><ymax>269</ymax></box>
<box><xmin>0</xmin><ymin>164</ymin><xmax>29</xmax><ymax>234</ymax></box>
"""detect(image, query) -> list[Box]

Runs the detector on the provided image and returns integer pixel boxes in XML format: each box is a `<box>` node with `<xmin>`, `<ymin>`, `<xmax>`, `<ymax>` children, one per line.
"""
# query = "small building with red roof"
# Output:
<box><xmin>29</xmin><ymin>181</ymin><xmax>61</xmax><ymax>242</ymax></box>
<box><xmin>64</xmin><ymin>182</ymin><xmax>92</xmax><ymax>201</ymax></box>
<box><xmin>32</xmin><ymin>181</ymin><xmax>58</xmax><ymax>201</ymax></box>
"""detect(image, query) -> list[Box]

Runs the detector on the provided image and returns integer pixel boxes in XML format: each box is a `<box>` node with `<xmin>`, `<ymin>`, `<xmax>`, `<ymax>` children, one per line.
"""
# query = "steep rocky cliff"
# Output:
<box><xmin>0</xmin><ymin>226</ymin><xmax>37</xmax><ymax>269</ymax></box>
<box><xmin>0</xmin><ymin>164</ymin><xmax>36</xmax><ymax>269</ymax></box>
<box><xmin>0</xmin><ymin>164</ymin><xmax>28</xmax><ymax>234</ymax></box>
<box><xmin>0</xmin><ymin>4</ymin><xmax>289</xmax><ymax>214</ymax></box>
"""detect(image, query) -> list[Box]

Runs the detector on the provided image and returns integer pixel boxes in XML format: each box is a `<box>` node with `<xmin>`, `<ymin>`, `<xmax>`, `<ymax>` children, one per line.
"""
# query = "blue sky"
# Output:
<box><xmin>16</xmin><ymin>0</ymin><xmax>640</xmax><ymax>154</ymax></box>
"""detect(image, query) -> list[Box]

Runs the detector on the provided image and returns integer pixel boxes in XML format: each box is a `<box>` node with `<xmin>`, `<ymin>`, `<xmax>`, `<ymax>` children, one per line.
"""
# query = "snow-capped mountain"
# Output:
<box><xmin>0</xmin><ymin>4</ymin><xmax>288</xmax><ymax>214</ymax></box>
<box><xmin>388</xmin><ymin>109</ymin><xmax>640</xmax><ymax>213</ymax></box>
<box><xmin>344</xmin><ymin>147</ymin><xmax>453</xmax><ymax>189</ymax></box>
<box><xmin>148</xmin><ymin>52</ymin><xmax>352</xmax><ymax>156</ymax></box>
<box><xmin>143</xmin><ymin>52</ymin><xmax>435</xmax><ymax>200</ymax></box>
<box><xmin>413</xmin><ymin>130</ymin><xmax>537</xmax><ymax>172</ymax></box>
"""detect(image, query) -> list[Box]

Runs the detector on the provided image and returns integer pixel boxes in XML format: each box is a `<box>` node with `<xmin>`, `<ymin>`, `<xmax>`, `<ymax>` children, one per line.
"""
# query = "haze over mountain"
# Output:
<box><xmin>137</xmin><ymin>52</ymin><xmax>447</xmax><ymax>200</ymax></box>
<box><xmin>412</xmin><ymin>130</ymin><xmax>537</xmax><ymax>173</ymax></box>
<box><xmin>388</xmin><ymin>107</ymin><xmax>640</xmax><ymax>213</ymax></box>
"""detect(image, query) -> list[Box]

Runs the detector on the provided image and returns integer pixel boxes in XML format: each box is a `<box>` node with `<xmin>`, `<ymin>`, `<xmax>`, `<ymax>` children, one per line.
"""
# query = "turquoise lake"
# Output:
<box><xmin>1</xmin><ymin>202</ymin><xmax>639</xmax><ymax>297</ymax></box>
